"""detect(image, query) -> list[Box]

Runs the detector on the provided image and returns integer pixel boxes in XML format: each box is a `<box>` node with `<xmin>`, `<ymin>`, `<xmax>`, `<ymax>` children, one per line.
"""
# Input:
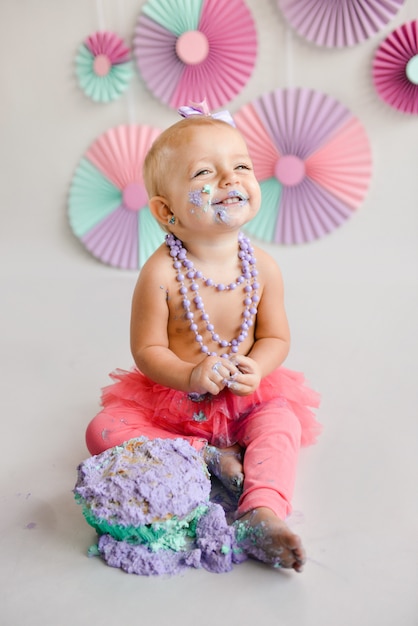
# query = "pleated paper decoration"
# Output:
<box><xmin>373</xmin><ymin>20</ymin><xmax>418</xmax><ymax>115</ymax></box>
<box><xmin>277</xmin><ymin>0</ymin><xmax>404</xmax><ymax>48</ymax></box>
<box><xmin>75</xmin><ymin>31</ymin><xmax>133</xmax><ymax>102</ymax></box>
<box><xmin>234</xmin><ymin>88</ymin><xmax>372</xmax><ymax>244</ymax></box>
<box><xmin>133</xmin><ymin>0</ymin><xmax>257</xmax><ymax>109</ymax></box>
<box><xmin>69</xmin><ymin>125</ymin><xmax>165</xmax><ymax>269</ymax></box>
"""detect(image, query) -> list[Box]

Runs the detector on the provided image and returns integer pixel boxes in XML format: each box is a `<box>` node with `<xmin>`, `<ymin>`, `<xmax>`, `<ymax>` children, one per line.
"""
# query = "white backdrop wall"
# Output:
<box><xmin>0</xmin><ymin>2</ymin><xmax>417</xmax><ymax>625</ymax></box>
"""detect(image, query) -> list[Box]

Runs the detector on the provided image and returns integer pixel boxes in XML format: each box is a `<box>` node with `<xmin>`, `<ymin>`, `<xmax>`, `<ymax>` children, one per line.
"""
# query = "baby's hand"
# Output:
<box><xmin>227</xmin><ymin>355</ymin><xmax>261</xmax><ymax>396</ymax></box>
<box><xmin>189</xmin><ymin>356</ymin><xmax>239</xmax><ymax>396</ymax></box>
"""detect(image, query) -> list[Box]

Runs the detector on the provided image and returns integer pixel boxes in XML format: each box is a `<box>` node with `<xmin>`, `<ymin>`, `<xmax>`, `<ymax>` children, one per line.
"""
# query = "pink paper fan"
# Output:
<box><xmin>75</xmin><ymin>31</ymin><xmax>133</xmax><ymax>102</ymax></box>
<box><xmin>234</xmin><ymin>88</ymin><xmax>372</xmax><ymax>244</ymax></box>
<box><xmin>372</xmin><ymin>19</ymin><xmax>418</xmax><ymax>115</ymax></box>
<box><xmin>133</xmin><ymin>0</ymin><xmax>257</xmax><ymax>110</ymax></box>
<box><xmin>278</xmin><ymin>0</ymin><xmax>404</xmax><ymax>48</ymax></box>
<box><xmin>68</xmin><ymin>125</ymin><xmax>165</xmax><ymax>269</ymax></box>
<box><xmin>84</xmin><ymin>31</ymin><xmax>131</xmax><ymax>64</ymax></box>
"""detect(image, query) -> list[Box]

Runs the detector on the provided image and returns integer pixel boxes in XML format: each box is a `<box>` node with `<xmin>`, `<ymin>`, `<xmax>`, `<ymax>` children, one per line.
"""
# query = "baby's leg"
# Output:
<box><xmin>85</xmin><ymin>405</ymin><xmax>206</xmax><ymax>456</ymax></box>
<box><xmin>203</xmin><ymin>443</ymin><xmax>244</xmax><ymax>497</ymax></box>
<box><xmin>234</xmin><ymin>507</ymin><xmax>305</xmax><ymax>572</ymax></box>
<box><xmin>234</xmin><ymin>401</ymin><xmax>305</xmax><ymax>570</ymax></box>
<box><xmin>236</xmin><ymin>401</ymin><xmax>302</xmax><ymax>523</ymax></box>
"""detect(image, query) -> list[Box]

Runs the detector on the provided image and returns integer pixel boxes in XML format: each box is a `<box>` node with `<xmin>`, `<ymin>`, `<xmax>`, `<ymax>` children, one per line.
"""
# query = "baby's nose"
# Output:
<box><xmin>220</xmin><ymin>170</ymin><xmax>238</xmax><ymax>186</ymax></box>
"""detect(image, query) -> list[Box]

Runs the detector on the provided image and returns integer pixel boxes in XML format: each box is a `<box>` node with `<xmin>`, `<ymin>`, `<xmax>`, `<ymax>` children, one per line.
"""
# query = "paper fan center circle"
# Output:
<box><xmin>176</xmin><ymin>31</ymin><xmax>209</xmax><ymax>65</ymax></box>
<box><xmin>122</xmin><ymin>182</ymin><xmax>148</xmax><ymax>212</ymax></box>
<box><xmin>406</xmin><ymin>55</ymin><xmax>418</xmax><ymax>85</ymax></box>
<box><xmin>275</xmin><ymin>155</ymin><xmax>306</xmax><ymax>187</ymax></box>
<box><xmin>93</xmin><ymin>54</ymin><xmax>112</xmax><ymax>77</ymax></box>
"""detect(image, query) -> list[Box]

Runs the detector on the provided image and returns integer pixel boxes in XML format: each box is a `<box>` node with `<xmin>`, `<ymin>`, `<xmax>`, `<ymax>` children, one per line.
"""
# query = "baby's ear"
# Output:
<box><xmin>149</xmin><ymin>196</ymin><xmax>172</xmax><ymax>226</ymax></box>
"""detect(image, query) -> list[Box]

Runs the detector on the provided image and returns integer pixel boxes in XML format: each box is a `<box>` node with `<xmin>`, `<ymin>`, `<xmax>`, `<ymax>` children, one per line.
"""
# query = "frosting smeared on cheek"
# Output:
<box><xmin>214</xmin><ymin>207</ymin><xmax>230</xmax><ymax>224</ymax></box>
<box><xmin>188</xmin><ymin>185</ymin><xmax>213</xmax><ymax>215</ymax></box>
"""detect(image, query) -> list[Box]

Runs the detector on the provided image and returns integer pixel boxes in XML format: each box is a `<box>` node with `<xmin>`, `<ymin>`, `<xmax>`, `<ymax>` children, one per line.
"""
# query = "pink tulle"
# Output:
<box><xmin>100</xmin><ymin>367</ymin><xmax>321</xmax><ymax>448</ymax></box>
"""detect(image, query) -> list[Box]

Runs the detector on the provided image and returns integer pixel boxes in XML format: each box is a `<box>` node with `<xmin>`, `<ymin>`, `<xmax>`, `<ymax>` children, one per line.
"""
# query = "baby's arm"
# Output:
<box><xmin>130</xmin><ymin>248</ymin><xmax>237</xmax><ymax>394</ymax></box>
<box><xmin>250</xmin><ymin>247</ymin><xmax>290</xmax><ymax>369</ymax></box>
<box><xmin>229</xmin><ymin>248</ymin><xmax>290</xmax><ymax>396</ymax></box>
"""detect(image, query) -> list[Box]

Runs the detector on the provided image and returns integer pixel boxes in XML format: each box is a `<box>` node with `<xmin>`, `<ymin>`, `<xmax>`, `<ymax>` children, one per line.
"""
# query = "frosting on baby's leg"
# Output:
<box><xmin>204</xmin><ymin>443</ymin><xmax>244</xmax><ymax>498</ymax></box>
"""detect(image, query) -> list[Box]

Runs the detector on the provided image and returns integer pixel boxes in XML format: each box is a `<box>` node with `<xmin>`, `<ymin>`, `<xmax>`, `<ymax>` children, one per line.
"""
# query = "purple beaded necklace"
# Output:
<box><xmin>166</xmin><ymin>232</ymin><xmax>259</xmax><ymax>358</ymax></box>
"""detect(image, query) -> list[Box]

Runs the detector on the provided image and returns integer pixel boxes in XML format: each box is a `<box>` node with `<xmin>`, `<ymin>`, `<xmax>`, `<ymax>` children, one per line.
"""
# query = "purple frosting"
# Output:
<box><xmin>96</xmin><ymin>503</ymin><xmax>244</xmax><ymax>576</ymax></box>
<box><xmin>75</xmin><ymin>437</ymin><xmax>211</xmax><ymax>526</ymax></box>
<box><xmin>98</xmin><ymin>534</ymin><xmax>202</xmax><ymax>576</ymax></box>
<box><xmin>196</xmin><ymin>503</ymin><xmax>246</xmax><ymax>572</ymax></box>
<box><xmin>75</xmin><ymin>438</ymin><xmax>248</xmax><ymax>575</ymax></box>
<box><xmin>96</xmin><ymin>503</ymin><xmax>246</xmax><ymax>576</ymax></box>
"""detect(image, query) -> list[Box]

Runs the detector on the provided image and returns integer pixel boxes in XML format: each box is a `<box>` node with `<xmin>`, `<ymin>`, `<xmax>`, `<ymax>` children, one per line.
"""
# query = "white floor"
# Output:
<box><xmin>1</xmin><ymin>1</ymin><xmax>418</xmax><ymax>624</ymax></box>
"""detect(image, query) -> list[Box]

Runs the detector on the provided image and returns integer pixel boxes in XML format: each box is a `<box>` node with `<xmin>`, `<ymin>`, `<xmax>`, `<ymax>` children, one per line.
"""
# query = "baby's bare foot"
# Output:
<box><xmin>234</xmin><ymin>507</ymin><xmax>306</xmax><ymax>572</ymax></box>
<box><xmin>204</xmin><ymin>443</ymin><xmax>244</xmax><ymax>497</ymax></box>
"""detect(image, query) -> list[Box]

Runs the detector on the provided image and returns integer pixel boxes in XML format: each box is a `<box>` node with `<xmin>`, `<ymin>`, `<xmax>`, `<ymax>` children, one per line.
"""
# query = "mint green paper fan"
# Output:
<box><xmin>69</xmin><ymin>159</ymin><xmax>121</xmax><ymax>237</ymax></box>
<box><xmin>142</xmin><ymin>0</ymin><xmax>203</xmax><ymax>35</ymax></box>
<box><xmin>75</xmin><ymin>31</ymin><xmax>133</xmax><ymax>103</ymax></box>
<box><xmin>244</xmin><ymin>178</ymin><xmax>282</xmax><ymax>243</ymax></box>
<box><xmin>138</xmin><ymin>207</ymin><xmax>166</xmax><ymax>268</ymax></box>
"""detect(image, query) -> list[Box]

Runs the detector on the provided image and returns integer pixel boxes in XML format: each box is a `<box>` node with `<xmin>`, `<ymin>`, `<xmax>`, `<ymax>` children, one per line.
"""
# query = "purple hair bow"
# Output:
<box><xmin>178</xmin><ymin>100</ymin><xmax>236</xmax><ymax>127</ymax></box>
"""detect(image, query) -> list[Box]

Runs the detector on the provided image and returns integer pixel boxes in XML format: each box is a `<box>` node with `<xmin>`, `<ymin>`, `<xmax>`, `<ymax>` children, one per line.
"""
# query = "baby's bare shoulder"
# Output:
<box><xmin>138</xmin><ymin>244</ymin><xmax>172</xmax><ymax>283</ymax></box>
<box><xmin>252</xmin><ymin>244</ymin><xmax>282</xmax><ymax>277</ymax></box>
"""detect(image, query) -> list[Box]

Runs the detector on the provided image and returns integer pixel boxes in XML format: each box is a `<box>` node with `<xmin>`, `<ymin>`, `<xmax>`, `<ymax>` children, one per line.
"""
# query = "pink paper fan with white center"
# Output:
<box><xmin>277</xmin><ymin>0</ymin><xmax>404</xmax><ymax>48</ymax></box>
<box><xmin>68</xmin><ymin>125</ymin><xmax>165</xmax><ymax>269</ymax></box>
<box><xmin>234</xmin><ymin>88</ymin><xmax>372</xmax><ymax>244</ymax></box>
<box><xmin>75</xmin><ymin>31</ymin><xmax>133</xmax><ymax>103</ymax></box>
<box><xmin>133</xmin><ymin>0</ymin><xmax>257</xmax><ymax>110</ymax></box>
<box><xmin>373</xmin><ymin>20</ymin><xmax>418</xmax><ymax>115</ymax></box>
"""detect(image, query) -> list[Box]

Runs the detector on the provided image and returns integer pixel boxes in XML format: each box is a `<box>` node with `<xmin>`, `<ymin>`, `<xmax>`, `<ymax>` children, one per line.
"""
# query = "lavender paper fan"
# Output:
<box><xmin>75</xmin><ymin>31</ymin><xmax>133</xmax><ymax>102</ymax></box>
<box><xmin>373</xmin><ymin>19</ymin><xmax>418</xmax><ymax>115</ymax></box>
<box><xmin>133</xmin><ymin>0</ymin><xmax>257</xmax><ymax>110</ymax></box>
<box><xmin>68</xmin><ymin>125</ymin><xmax>164</xmax><ymax>269</ymax></box>
<box><xmin>278</xmin><ymin>0</ymin><xmax>404</xmax><ymax>48</ymax></box>
<box><xmin>234</xmin><ymin>88</ymin><xmax>372</xmax><ymax>244</ymax></box>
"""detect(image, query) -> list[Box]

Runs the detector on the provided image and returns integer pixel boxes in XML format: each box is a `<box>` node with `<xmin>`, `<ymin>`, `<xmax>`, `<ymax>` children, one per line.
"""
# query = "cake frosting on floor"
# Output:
<box><xmin>74</xmin><ymin>437</ymin><xmax>245</xmax><ymax>575</ymax></box>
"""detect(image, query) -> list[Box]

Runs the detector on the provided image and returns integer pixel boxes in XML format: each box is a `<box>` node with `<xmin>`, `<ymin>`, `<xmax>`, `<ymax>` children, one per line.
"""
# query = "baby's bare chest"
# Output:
<box><xmin>167</xmin><ymin>281</ymin><xmax>256</xmax><ymax>359</ymax></box>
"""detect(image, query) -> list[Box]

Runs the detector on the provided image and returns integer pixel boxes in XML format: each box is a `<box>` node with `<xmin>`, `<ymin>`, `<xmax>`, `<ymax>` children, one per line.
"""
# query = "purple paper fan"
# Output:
<box><xmin>235</xmin><ymin>88</ymin><xmax>372</xmax><ymax>244</ymax></box>
<box><xmin>278</xmin><ymin>0</ymin><xmax>405</xmax><ymax>48</ymax></box>
<box><xmin>133</xmin><ymin>0</ymin><xmax>257</xmax><ymax>110</ymax></box>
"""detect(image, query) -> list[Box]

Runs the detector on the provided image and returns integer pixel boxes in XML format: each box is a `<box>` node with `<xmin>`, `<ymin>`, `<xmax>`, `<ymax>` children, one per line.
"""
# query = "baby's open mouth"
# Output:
<box><xmin>212</xmin><ymin>191</ymin><xmax>248</xmax><ymax>206</ymax></box>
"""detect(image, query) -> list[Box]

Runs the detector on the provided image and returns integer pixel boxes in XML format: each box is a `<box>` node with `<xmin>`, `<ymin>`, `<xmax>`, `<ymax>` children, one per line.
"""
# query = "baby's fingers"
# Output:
<box><xmin>232</xmin><ymin>354</ymin><xmax>258</xmax><ymax>375</ymax></box>
<box><xmin>211</xmin><ymin>359</ymin><xmax>238</xmax><ymax>384</ymax></box>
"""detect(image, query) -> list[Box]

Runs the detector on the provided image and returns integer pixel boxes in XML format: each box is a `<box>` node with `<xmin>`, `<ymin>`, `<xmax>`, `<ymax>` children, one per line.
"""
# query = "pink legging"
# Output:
<box><xmin>86</xmin><ymin>397</ymin><xmax>301</xmax><ymax>520</ymax></box>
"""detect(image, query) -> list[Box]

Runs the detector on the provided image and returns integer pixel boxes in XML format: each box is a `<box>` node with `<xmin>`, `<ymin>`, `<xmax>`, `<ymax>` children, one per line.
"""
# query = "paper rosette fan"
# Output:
<box><xmin>68</xmin><ymin>125</ymin><xmax>164</xmax><ymax>269</ymax></box>
<box><xmin>277</xmin><ymin>0</ymin><xmax>404</xmax><ymax>48</ymax></box>
<box><xmin>133</xmin><ymin>0</ymin><xmax>257</xmax><ymax>110</ymax></box>
<box><xmin>76</xmin><ymin>31</ymin><xmax>133</xmax><ymax>102</ymax></box>
<box><xmin>372</xmin><ymin>20</ymin><xmax>418</xmax><ymax>115</ymax></box>
<box><xmin>234</xmin><ymin>88</ymin><xmax>372</xmax><ymax>244</ymax></box>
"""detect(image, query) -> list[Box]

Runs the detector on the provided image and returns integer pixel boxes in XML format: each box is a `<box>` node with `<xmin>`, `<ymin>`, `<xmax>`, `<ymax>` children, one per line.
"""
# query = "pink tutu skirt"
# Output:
<box><xmin>100</xmin><ymin>367</ymin><xmax>321</xmax><ymax>448</ymax></box>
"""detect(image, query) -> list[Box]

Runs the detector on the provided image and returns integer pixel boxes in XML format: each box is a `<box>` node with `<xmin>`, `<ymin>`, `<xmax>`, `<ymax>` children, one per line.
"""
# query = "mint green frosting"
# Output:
<box><xmin>77</xmin><ymin>497</ymin><xmax>209</xmax><ymax>552</ymax></box>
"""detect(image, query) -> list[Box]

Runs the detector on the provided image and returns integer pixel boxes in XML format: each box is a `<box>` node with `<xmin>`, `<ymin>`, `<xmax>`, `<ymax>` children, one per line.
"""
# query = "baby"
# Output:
<box><xmin>85</xmin><ymin>104</ymin><xmax>321</xmax><ymax>572</ymax></box>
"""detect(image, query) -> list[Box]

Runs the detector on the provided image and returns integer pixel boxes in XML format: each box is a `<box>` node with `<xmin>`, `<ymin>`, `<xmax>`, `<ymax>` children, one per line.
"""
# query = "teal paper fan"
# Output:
<box><xmin>75</xmin><ymin>31</ymin><xmax>133</xmax><ymax>103</ymax></box>
<box><xmin>69</xmin><ymin>125</ymin><xmax>164</xmax><ymax>269</ymax></box>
